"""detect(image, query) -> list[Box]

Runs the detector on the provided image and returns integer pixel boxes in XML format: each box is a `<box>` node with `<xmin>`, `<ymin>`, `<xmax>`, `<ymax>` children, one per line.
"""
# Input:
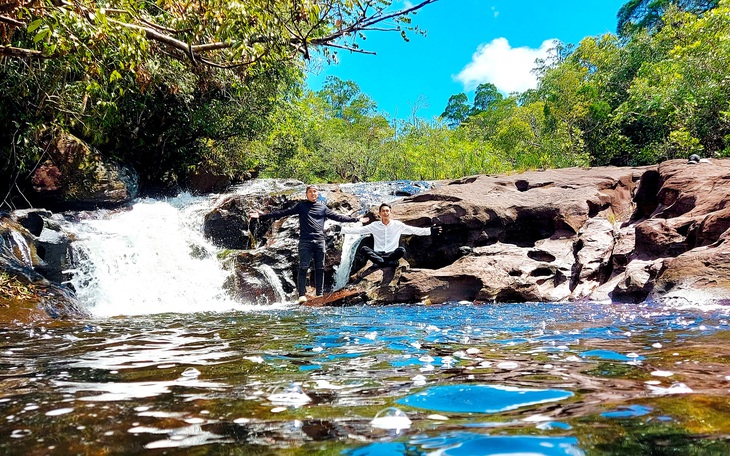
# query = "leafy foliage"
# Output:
<box><xmin>0</xmin><ymin>0</ymin><xmax>437</xmax><ymax>207</ymax></box>
<box><xmin>4</xmin><ymin>0</ymin><xmax>730</xmax><ymax>208</ymax></box>
<box><xmin>617</xmin><ymin>0</ymin><xmax>719</xmax><ymax>35</ymax></box>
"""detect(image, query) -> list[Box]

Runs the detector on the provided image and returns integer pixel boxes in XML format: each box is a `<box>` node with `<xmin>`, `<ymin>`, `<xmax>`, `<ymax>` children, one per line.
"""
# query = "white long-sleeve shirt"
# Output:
<box><xmin>342</xmin><ymin>220</ymin><xmax>430</xmax><ymax>253</ymax></box>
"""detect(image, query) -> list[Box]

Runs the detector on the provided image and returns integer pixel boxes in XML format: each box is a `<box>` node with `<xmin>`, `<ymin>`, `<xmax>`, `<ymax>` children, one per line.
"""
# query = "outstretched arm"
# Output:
<box><xmin>402</xmin><ymin>223</ymin><xmax>441</xmax><ymax>236</ymax></box>
<box><xmin>324</xmin><ymin>207</ymin><xmax>361</xmax><ymax>224</ymax></box>
<box><xmin>250</xmin><ymin>204</ymin><xmax>299</xmax><ymax>220</ymax></box>
<box><xmin>341</xmin><ymin>223</ymin><xmax>375</xmax><ymax>235</ymax></box>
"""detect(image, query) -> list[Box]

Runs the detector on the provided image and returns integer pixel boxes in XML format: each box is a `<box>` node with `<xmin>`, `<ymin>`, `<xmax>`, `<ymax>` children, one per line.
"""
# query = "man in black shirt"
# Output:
<box><xmin>250</xmin><ymin>185</ymin><xmax>366</xmax><ymax>303</ymax></box>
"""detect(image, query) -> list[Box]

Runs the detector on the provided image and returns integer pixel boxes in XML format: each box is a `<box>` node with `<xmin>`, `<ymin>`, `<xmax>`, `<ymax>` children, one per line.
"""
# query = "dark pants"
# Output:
<box><xmin>298</xmin><ymin>239</ymin><xmax>326</xmax><ymax>297</ymax></box>
<box><xmin>361</xmin><ymin>246</ymin><xmax>406</xmax><ymax>267</ymax></box>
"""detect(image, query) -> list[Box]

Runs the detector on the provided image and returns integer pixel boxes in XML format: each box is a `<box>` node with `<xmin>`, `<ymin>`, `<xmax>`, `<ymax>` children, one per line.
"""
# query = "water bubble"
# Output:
<box><xmin>242</xmin><ymin>355</ymin><xmax>264</xmax><ymax>363</ymax></box>
<box><xmin>268</xmin><ymin>383</ymin><xmax>311</xmax><ymax>406</ymax></box>
<box><xmin>10</xmin><ymin>429</ymin><xmax>31</xmax><ymax>438</ymax></box>
<box><xmin>647</xmin><ymin>382</ymin><xmax>693</xmax><ymax>395</ymax></box>
<box><xmin>651</xmin><ymin>370</ymin><xmax>674</xmax><ymax>377</ymax></box>
<box><xmin>496</xmin><ymin>361</ymin><xmax>519</xmax><ymax>370</ymax></box>
<box><xmin>180</xmin><ymin>367</ymin><xmax>200</xmax><ymax>379</ymax></box>
<box><xmin>370</xmin><ymin>407</ymin><xmax>411</xmax><ymax>430</ymax></box>
<box><xmin>45</xmin><ymin>408</ymin><xmax>74</xmax><ymax>416</ymax></box>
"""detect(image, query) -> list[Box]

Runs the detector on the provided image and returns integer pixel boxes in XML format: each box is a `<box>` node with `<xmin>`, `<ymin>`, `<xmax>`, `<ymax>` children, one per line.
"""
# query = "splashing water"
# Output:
<box><xmin>334</xmin><ymin>233</ymin><xmax>365</xmax><ymax>290</ymax></box>
<box><xmin>65</xmin><ymin>194</ymin><xmax>247</xmax><ymax>316</ymax></box>
<box><xmin>8</xmin><ymin>229</ymin><xmax>33</xmax><ymax>267</ymax></box>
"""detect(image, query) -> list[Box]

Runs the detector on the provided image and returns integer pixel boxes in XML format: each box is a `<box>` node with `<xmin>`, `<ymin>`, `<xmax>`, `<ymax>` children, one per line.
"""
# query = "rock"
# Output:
<box><xmin>188</xmin><ymin>169</ymin><xmax>233</xmax><ymax>194</ymax></box>
<box><xmin>0</xmin><ymin>214</ymin><xmax>88</xmax><ymax>322</ymax></box>
<box><xmin>206</xmin><ymin>182</ymin><xmax>363</xmax><ymax>299</ymax></box>
<box><xmin>219</xmin><ymin>160</ymin><xmax>730</xmax><ymax>306</ymax></box>
<box><xmin>204</xmin><ymin>195</ymin><xmax>259</xmax><ymax>250</ymax></box>
<box><xmin>29</xmin><ymin>132</ymin><xmax>138</xmax><ymax>210</ymax></box>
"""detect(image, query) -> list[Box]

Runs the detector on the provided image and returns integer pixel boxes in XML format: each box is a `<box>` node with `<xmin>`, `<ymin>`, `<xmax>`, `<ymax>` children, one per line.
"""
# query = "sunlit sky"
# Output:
<box><xmin>306</xmin><ymin>0</ymin><xmax>628</xmax><ymax>120</ymax></box>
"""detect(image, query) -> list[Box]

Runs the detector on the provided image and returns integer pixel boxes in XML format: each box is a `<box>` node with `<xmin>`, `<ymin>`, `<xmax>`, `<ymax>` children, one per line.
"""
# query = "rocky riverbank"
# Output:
<box><xmin>2</xmin><ymin>158</ymin><xmax>729</xmax><ymax>322</ymax></box>
<box><xmin>212</xmin><ymin>159</ymin><xmax>730</xmax><ymax>307</ymax></box>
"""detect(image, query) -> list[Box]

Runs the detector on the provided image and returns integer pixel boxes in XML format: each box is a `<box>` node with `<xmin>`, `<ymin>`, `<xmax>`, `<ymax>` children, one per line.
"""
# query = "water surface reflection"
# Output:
<box><xmin>0</xmin><ymin>301</ymin><xmax>728</xmax><ymax>455</ymax></box>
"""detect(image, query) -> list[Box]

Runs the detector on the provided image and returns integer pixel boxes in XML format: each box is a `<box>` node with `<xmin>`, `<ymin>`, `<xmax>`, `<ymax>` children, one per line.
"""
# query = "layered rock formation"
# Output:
<box><xmin>221</xmin><ymin>159</ymin><xmax>730</xmax><ymax>307</ymax></box>
<box><xmin>4</xmin><ymin>158</ymin><xmax>729</xmax><ymax>321</ymax></box>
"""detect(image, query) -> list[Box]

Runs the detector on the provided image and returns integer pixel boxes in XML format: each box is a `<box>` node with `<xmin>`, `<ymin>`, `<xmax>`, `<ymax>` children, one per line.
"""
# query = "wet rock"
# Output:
<box><xmin>29</xmin><ymin>132</ymin><xmax>138</xmax><ymax>210</ymax></box>
<box><xmin>204</xmin><ymin>195</ymin><xmax>259</xmax><ymax>250</ymax></box>
<box><xmin>0</xmin><ymin>214</ymin><xmax>88</xmax><ymax>321</ymax></box>
<box><xmin>208</xmin><ymin>182</ymin><xmax>363</xmax><ymax>301</ymax></box>
<box><xmin>222</xmin><ymin>160</ymin><xmax>730</xmax><ymax>306</ymax></box>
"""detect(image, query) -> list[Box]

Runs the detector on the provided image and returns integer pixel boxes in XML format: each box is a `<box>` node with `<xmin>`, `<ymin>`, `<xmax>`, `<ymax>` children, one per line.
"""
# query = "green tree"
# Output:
<box><xmin>618</xmin><ymin>0</ymin><xmax>719</xmax><ymax>35</ymax></box>
<box><xmin>614</xmin><ymin>1</ymin><xmax>730</xmax><ymax>162</ymax></box>
<box><xmin>440</xmin><ymin>93</ymin><xmax>470</xmax><ymax>128</ymax></box>
<box><xmin>318</xmin><ymin>76</ymin><xmax>376</xmax><ymax>122</ymax></box>
<box><xmin>471</xmin><ymin>83</ymin><xmax>503</xmax><ymax>115</ymax></box>
<box><xmin>0</xmin><ymin>1</ymin><xmax>440</xmax><ymax>207</ymax></box>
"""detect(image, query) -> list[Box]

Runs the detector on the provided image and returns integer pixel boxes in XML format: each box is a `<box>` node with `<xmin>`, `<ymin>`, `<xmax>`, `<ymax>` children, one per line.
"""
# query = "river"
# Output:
<box><xmin>1</xmin><ymin>187</ymin><xmax>729</xmax><ymax>455</ymax></box>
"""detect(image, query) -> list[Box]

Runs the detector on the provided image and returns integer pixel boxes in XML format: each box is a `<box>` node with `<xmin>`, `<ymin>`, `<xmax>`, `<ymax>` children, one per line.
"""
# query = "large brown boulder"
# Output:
<box><xmin>30</xmin><ymin>132</ymin><xmax>138</xmax><ymax>210</ymax></box>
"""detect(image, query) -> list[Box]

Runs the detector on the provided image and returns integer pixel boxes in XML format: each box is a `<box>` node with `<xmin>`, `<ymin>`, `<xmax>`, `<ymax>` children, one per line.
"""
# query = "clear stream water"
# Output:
<box><xmin>1</xmin><ymin>187</ymin><xmax>729</xmax><ymax>455</ymax></box>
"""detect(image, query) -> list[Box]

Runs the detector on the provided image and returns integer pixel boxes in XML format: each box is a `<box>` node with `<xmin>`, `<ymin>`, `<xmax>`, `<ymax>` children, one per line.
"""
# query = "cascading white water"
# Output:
<box><xmin>63</xmin><ymin>180</ymin><xmax>432</xmax><ymax>316</ymax></box>
<box><xmin>9</xmin><ymin>230</ymin><xmax>33</xmax><ymax>267</ymax></box>
<box><xmin>66</xmin><ymin>193</ymin><xmax>266</xmax><ymax>317</ymax></box>
<box><xmin>334</xmin><ymin>233</ymin><xmax>364</xmax><ymax>290</ymax></box>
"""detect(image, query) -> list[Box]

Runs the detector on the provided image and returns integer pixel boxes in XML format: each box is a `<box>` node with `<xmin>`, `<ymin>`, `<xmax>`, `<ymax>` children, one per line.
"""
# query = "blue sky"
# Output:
<box><xmin>306</xmin><ymin>0</ymin><xmax>628</xmax><ymax>120</ymax></box>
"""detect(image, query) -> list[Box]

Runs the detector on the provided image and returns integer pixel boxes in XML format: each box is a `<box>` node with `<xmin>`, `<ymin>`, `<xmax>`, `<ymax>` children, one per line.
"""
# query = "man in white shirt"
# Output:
<box><xmin>341</xmin><ymin>203</ymin><xmax>440</xmax><ymax>267</ymax></box>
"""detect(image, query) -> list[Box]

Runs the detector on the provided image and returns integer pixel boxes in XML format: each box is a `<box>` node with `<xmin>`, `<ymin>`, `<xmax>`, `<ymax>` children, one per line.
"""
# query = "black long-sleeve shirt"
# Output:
<box><xmin>261</xmin><ymin>200</ymin><xmax>357</xmax><ymax>241</ymax></box>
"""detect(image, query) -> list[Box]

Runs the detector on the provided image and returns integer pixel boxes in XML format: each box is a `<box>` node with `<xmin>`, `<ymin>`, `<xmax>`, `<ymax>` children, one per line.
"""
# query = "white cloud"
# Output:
<box><xmin>455</xmin><ymin>37</ymin><xmax>558</xmax><ymax>94</ymax></box>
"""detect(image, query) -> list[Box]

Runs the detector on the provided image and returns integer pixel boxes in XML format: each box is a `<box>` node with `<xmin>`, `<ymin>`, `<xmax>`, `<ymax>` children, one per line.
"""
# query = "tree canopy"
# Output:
<box><xmin>0</xmin><ymin>0</ymin><xmax>438</xmax><ymax>208</ymax></box>
<box><xmin>617</xmin><ymin>0</ymin><xmax>719</xmax><ymax>35</ymax></box>
<box><xmin>4</xmin><ymin>0</ymin><xmax>730</xmax><ymax>209</ymax></box>
<box><xmin>1</xmin><ymin>0</ymin><xmax>437</xmax><ymax>67</ymax></box>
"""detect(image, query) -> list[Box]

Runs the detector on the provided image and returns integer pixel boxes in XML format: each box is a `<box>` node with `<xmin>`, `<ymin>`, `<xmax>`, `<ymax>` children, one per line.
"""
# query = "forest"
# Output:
<box><xmin>1</xmin><ymin>0</ymin><xmax>728</xmax><ymax>207</ymax></box>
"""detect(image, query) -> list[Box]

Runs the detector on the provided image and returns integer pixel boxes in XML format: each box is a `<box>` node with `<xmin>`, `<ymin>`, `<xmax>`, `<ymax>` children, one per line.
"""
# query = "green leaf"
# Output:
<box><xmin>109</xmin><ymin>70</ymin><xmax>122</xmax><ymax>83</ymax></box>
<box><xmin>27</xmin><ymin>19</ymin><xmax>43</xmax><ymax>33</ymax></box>
<box><xmin>33</xmin><ymin>28</ymin><xmax>51</xmax><ymax>43</ymax></box>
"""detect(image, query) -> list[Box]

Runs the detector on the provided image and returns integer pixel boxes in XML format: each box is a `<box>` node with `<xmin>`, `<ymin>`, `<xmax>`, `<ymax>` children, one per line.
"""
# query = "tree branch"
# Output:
<box><xmin>0</xmin><ymin>13</ymin><xmax>23</xmax><ymax>26</ymax></box>
<box><xmin>0</xmin><ymin>45</ymin><xmax>45</xmax><ymax>58</ymax></box>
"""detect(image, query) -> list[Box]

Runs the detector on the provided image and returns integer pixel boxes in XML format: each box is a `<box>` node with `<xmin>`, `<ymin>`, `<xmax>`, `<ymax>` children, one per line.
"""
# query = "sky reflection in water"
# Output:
<box><xmin>0</xmin><ymin>301</ymin><xmax>728</xmax><ymax>454</ymax></box>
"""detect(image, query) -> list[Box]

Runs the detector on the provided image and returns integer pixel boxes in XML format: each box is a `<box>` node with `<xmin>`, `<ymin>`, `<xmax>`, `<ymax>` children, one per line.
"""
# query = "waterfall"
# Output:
<box><xmin>334</xmin><ymin>233</ymin><xmax>364</xmax><ymax>290</ymax></box>
<box><xmin>257</xmin><ymin>263</ymin><xmax>287</xmax><ymax>303</ymax></box>
<box><xmin>9</xmin><ymin>230</ymin><xmax>33</xmax><ymax>267</ymax></box>
<box><xmin>65</xmin><ymin>194</ymin><xmax>253</xmax><ymax>317</ymax></box>
<box><xmin>60</xmin><ymin>180</ymin><xmax>432</xmax><ymax>316</ymax></box>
